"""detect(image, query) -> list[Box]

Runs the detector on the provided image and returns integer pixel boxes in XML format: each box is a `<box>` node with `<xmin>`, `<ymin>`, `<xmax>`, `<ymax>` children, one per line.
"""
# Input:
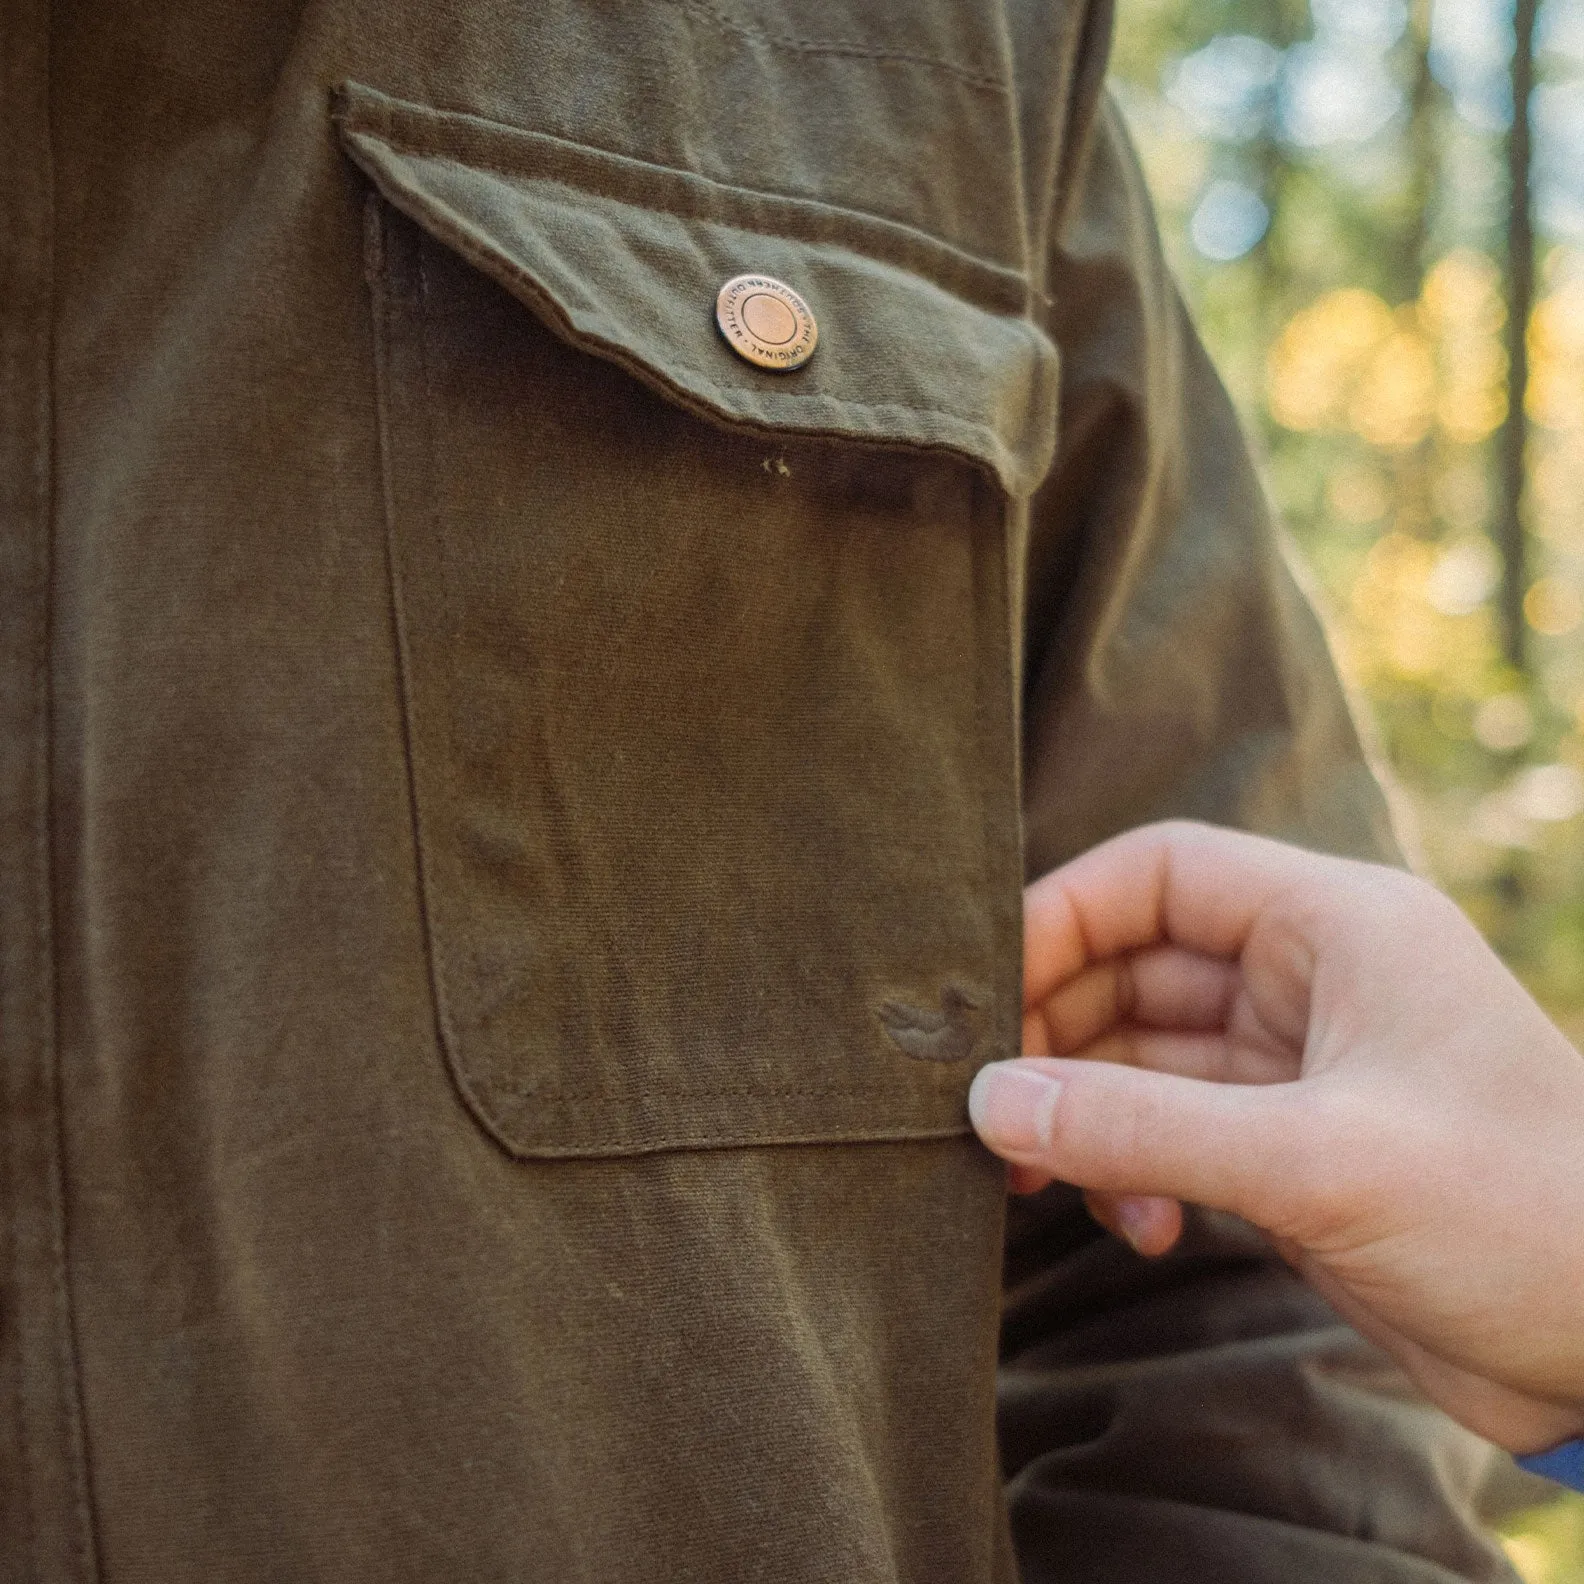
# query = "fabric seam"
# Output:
<box><xmin>656</xmin><ymin>0</ymin><xmax>1011</xmax><ymax>92</ymax></box>
<box><xmin>406</xmin><ymin>227</ymin><xmax>523</xmax><ymax>1161</ymax></box>
<box><xmin>365</xmin><ymin>200</ymin><xmax>488</xmax><ymax>1171</ymax></box>
<box><xmin>39</xmin><ymin>1</ymin><xmax>102</xmax><ymax>1569</ymax></box>
<box><xmin>477</xmin><ymin>1082</ymin><xmax>979</xmax><ymax>1101</ymax></box>
<box><xmin>475</xmin><ymin>1125</ymin><xmax>976</xmax><ymax>1162</ymax></box>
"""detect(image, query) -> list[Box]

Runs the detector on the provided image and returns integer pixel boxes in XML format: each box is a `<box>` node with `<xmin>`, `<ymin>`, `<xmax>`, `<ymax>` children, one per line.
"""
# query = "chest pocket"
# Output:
<box><xmin>336</xmin><ymin>83</ymin><xmax>1058</xmax><ymax>1159</ymax></box>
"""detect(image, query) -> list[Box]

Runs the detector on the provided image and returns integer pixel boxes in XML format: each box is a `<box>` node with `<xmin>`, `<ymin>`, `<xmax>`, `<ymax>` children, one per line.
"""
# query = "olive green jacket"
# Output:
<box><xmin>1</xmin><ymin>0</ymin><xmax>1516</xmax><ymax>1579</ymax></box>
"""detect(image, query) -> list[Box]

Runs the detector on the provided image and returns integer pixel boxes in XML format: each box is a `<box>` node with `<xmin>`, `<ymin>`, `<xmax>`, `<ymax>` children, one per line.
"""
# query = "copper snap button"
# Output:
<box><xmin>715</xmin><ymin>274</ymin><xmax>818</xmax><ymax>370</ymax></box>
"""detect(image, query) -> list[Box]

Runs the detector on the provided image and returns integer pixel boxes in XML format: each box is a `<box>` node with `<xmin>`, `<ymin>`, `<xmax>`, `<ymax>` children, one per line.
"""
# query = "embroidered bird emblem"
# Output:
<box><xmin>877</xmin><ymin>983</ymin><xmax>986</xmax><ymax>1064</ymax></box>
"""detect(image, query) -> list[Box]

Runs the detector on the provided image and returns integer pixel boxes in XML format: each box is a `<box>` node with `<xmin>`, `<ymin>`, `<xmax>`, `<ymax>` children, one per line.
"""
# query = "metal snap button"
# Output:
<box><xmin>715</xmin><ymin>275</ymin><xmax>818</xmax><ymax>371</ymax></box>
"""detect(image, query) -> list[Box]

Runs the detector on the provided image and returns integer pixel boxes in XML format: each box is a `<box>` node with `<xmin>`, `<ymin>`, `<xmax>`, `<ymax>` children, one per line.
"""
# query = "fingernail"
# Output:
<box><xmin>1115</xmin><ymin>1197</ymin><xmax>1154</xmax><ymax>1255</ymax></box>
<box><xmin>968</xmin><ymin>1063</ymin><xmax>1063</xmax><ymax>1155</ymax></box>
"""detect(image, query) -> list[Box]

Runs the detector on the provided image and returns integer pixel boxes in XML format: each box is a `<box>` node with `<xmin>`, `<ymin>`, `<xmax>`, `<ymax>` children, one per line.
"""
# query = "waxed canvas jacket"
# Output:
<box><xmin>1</xmin><ymin>0</ymin><xmax>1520</xmax><ymax>1580</ymax></box>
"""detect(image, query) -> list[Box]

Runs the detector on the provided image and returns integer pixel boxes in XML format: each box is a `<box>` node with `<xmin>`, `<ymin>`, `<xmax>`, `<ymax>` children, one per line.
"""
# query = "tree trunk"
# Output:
<box><xmin>1498</xmin><ymin>0</ymin><xmax>1538</xmax><ymax>672</ymax></box>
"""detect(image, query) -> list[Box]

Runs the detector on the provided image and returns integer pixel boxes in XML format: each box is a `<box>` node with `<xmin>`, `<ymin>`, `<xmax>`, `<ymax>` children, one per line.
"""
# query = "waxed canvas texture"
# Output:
<box><xmin>0</xmin><ymin>0</ymin><xmax>1520</xmax><ymax>1581</ymax></box>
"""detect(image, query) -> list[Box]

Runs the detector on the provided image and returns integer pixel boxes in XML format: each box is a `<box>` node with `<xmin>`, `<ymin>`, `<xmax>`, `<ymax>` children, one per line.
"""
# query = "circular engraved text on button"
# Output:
<box><xmin>715</xmin><ymin>275</ymin><xmax>818</xmax><ymax>371</ymax></box>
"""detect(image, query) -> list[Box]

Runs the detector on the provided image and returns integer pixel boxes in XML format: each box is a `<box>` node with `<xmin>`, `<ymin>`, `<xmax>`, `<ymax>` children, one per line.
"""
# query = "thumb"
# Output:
<box><xmin>968</xmin><ymin>1057</ymin><xmax>1302</xmax><ymax>1229</ymax></box>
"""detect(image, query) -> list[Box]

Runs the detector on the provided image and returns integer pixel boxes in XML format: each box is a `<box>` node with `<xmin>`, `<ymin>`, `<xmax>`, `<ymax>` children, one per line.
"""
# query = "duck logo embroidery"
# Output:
<box><xmin>877</xmin><ymin>984</ymin><xmax>986</xmax><ymax>1064</ymax></box>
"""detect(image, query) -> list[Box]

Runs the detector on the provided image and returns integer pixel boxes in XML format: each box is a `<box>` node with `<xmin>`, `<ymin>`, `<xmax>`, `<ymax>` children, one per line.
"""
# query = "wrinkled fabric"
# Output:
<box><xmin>0</xmin><ymin>0</ymin><xmax>1515</xmax><ymax>1579</ymax></box>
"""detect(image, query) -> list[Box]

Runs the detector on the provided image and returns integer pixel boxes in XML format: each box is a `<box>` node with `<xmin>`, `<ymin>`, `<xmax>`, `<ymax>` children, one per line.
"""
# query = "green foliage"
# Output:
<box><xmin>1115</xmin><ymin>0</ymin><xmax>1584</xmax><ymax>1014</ymax></box>
<box><xmin>1110</xmin><ymin>0</ymin><xmax>1584</xmax><ymax>1571</ymax></box>
<box><xmin>1502</xmin><ymin>1498</ymin><xmax>1584</xmax><ymax>1583</ymax></box>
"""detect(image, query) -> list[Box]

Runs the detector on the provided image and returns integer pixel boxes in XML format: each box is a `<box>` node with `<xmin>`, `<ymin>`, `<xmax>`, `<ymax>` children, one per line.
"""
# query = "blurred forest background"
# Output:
<box><xmin>1106</xmin><ymin>0</ymin><xmax>1584</xmax><ymax>1570</ymax></box>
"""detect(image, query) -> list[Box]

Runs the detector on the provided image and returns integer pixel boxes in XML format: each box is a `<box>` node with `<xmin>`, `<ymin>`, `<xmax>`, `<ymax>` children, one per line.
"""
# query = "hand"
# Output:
<box><xmin>968</xmin><ymin>820</ymin><xmax>1584</xmax><ymax>1454</ymax></box>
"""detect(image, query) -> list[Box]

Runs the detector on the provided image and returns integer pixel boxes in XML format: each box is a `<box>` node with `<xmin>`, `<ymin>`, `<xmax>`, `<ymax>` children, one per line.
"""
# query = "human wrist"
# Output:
<box><xmin>1508</xmin><ymin>1401</ymin><xmax>1584</xmax><ymax>1460</ymax></box>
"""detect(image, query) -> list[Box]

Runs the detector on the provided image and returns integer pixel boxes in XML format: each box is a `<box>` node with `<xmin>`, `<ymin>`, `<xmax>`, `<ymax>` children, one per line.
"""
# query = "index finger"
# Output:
<box><xmin>1023</xmin><ymin>821</ymin><xmax>1324</xmax><ymax>1011</ymax></box>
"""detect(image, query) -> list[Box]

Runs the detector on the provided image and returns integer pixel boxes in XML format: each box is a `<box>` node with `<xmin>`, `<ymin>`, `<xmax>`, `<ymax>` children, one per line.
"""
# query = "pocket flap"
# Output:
<box><xmin>334</xmin><ymin>81</ymin><xmax>1058</xmax><ymax>497</ymax></box>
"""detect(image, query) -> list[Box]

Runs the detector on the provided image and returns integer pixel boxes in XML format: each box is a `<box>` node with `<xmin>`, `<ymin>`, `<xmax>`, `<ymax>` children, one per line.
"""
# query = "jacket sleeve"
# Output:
<box><xmin>1002</xmin><ymin>77</ymin><xmax>1520</xmax><ymax>1584</ymax></box>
